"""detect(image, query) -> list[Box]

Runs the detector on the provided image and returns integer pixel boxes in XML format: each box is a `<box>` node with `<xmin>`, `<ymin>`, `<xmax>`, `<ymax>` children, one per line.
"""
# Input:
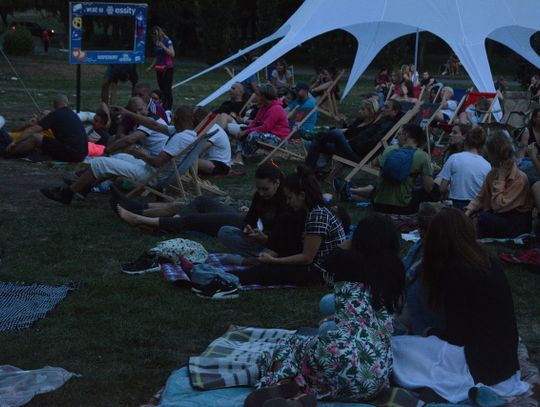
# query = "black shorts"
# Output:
<box><xmin>42</xmin><ymin>137</ymin><xmax>86</xmax><ymax>162</ymax></box>
<box><xmin>210</xmin><ymin>160</ymin><xmax>230</xmax><ymax>175</ymax></box>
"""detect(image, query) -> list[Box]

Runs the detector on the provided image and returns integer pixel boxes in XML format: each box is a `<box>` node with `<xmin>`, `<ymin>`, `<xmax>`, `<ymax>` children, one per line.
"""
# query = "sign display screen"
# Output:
<box><xmin>69</xmin><ymin>2</ymin><xmax>148</xmax><ymax>64</ymax></box>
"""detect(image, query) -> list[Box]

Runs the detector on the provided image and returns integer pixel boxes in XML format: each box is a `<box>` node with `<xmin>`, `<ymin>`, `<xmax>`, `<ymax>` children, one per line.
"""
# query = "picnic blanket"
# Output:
<box><xmin>151</xmin><ymin>327</ymin><xmax>540</xmax><ymax>407</ymax></box>
<box><xmin>188</xmin><ymin>325</ymin><xmax>295</xmax><ymax>390</ymax></box>
<box><xmin>161</xmin><ymin>254</ymin><xmax>296</xmax><ymax>290</ymax></box>
<box><xmin>0</xmin><ymin>282</ymin><xmax>75</xmax><ymax>332</ymax></box>
<box><xmin>500</xmin><ymin>248</ymin><xmax>540</xmax><ymax>269</ymax></box>
<box><xmin>0</xmin><ymin>365</ymin><xmax>79</xmax><ymax>407</ymax></box>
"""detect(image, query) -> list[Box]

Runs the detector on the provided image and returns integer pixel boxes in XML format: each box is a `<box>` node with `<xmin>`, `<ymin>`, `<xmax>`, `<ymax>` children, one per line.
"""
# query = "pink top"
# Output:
<box><xmin>247</xmin><ymin>99</ymin><xmax>290</xmax><ymax>139</ymax></box>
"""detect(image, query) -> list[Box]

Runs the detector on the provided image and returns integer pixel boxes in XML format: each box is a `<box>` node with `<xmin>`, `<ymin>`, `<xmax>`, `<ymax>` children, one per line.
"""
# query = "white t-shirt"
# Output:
<box><xmin>464</xmin><ymin>105</ymin><xmax>487</xmax><ymax>125</ymax></box>
<box><xmin>440</xmin><ymin>99</ymin><xmax>457</xmax><ymax>120</ymax></box>
<box><xmin>438</xmin><ymin>151</ymin><xmax>491</xmax><ymax>200</ymax></box>
<box><xmin>137</xmin><ymin>118</ymin><xmax>168</xmax><ymax>156</ymax></box>
<box><xmin>203</xmin><ymin>123</ymin><xmax>231</xmax><ymax>166</ymax></box>
<box><xmin>271</xmin><ymin>69</ymin><xmax>292</xmax><ymax>88</ymax></box>
<box><xmin>154</xmin><ymin>128</ymin><xmax>198</xmax><ymax>183</ymax></box>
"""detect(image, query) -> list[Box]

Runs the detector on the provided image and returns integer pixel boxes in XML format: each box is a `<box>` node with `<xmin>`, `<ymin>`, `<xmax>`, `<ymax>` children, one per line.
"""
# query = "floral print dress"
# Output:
<box><xmin>256</xmin><ymin>282</ymin><xmax>394</xmax><ymax>402</ymax></box>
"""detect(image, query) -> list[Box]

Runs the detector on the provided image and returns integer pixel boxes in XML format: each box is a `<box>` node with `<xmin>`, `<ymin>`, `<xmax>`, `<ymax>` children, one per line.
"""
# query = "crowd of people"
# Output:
<box><xmin>1</xmin><ymin>51</ymin><xmax>538</xmax><ymax>406</ymax></box>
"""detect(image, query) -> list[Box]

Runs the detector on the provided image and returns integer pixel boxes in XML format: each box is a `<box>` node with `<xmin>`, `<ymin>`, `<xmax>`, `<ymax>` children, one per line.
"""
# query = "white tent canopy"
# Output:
<box><xmin>173</xmin><ymin>0</ymin><xmax>540</xmax><ymax>106</ymax></box>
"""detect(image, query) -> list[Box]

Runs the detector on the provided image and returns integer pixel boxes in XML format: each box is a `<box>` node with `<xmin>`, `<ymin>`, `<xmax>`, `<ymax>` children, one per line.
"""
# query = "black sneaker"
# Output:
<box><xmin>63</xmin><ymin>178</ymin><xmax>90</xmax><ymax>200</ymax></box>
<box><xmin>121</xmin><ymin>252</ymin><xmax>160</xmax><ymax>275</ymax></box>
<box><xmin>40</xmin><ymin>186</ymin><xmax>74</xmax><ymax>205</ymax></box>
<box><xmin>192</xmin><ymin>277</ymin><xmax>239</xmax><ymax>300</ymax></box>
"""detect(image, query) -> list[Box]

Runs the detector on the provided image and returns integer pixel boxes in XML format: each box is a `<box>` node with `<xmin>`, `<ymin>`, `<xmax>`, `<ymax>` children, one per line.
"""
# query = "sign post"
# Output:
<box><xmin>69</xmin><ymin>2</ymin><xmax>148</xmax><ymax>110</ymax></box>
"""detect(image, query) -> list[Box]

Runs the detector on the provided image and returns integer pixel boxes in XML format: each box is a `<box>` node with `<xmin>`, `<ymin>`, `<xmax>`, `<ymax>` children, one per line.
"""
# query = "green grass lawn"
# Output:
<box><xmin>0</xmin><ymin>55</ymin><xmax>539</xmax><ymax>406</ymax></box>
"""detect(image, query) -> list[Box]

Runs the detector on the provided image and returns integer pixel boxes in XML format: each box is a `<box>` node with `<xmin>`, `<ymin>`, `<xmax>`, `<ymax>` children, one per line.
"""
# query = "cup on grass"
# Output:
<box><xmin>323</xmin><ymin>193</ymin><xmax>333</xmax><ymax>203</ymax></box>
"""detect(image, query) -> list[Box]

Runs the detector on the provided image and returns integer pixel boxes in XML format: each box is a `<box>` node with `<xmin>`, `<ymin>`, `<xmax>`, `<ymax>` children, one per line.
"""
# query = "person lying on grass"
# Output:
<box><xmin>111</xmin><ymin>163</ymin><xmax>294</xmax><ymax>245</ymax></box>
<box><xmin>40</xmin><ymin>105</ymin><xmax>197</xmax><ymax>205</ymax></box>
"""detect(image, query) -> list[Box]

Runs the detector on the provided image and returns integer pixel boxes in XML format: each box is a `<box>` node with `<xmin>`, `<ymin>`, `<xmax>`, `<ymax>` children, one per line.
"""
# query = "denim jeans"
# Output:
<box><xmin>305</xmin><ymin>129</ymin><xmax>360</xmax><ymax>169</ymax></box>
<box><xmin>159</xmin><ymin>196</ymin><xmax>244</xmax><ymax>236</ymax></box>
<box><xmin>217</xmin><ymin>226</ymin><xmax>266</xmax><ymax>257</ymax></box>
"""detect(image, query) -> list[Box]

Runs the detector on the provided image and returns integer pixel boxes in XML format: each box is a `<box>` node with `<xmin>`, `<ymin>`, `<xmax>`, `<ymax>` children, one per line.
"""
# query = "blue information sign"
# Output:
<box><xmin>69</xmin><ymin>2</ymin><xmax>148</xmax><ymax>64</ymax></box>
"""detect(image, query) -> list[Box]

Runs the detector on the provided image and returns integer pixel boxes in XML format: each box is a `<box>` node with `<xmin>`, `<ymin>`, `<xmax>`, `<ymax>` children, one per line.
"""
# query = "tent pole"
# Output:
<box><xmin>414</xmin><ymin>27</ymin><xmax>420</xmax><ymax>73</ymax></box>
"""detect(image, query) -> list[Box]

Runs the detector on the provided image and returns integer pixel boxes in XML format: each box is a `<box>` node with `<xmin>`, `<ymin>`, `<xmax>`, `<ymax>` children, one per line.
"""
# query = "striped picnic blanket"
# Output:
<box><xmin>188</xmin><ymin>325</ymin><xmax>295</xmax><ymax>390</ymax></box>
<box><xmin>0</xmin><ymin>282</ymin><xmax>75</xmax><ymax>332</ymax></box>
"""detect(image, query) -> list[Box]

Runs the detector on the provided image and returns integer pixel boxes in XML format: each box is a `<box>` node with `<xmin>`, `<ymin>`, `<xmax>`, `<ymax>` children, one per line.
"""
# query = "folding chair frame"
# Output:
<box><xmin>331</xmin><ymin>104</ymin><xmax>421</xmax><ymax>182</ymax></box>
<box><xmin>124</xmin><ymin>114</ymin><xmax>221</xmax><ymax>201</ymax></box>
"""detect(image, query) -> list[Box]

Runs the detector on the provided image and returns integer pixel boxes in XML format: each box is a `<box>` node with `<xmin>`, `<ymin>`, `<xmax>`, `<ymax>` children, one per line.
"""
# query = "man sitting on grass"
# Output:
<box><xmin>40</xmin><ymin>106</ymin><xmax>196</xmax><ymax>205</ymax></box>
<box><xmin>6</xmin><ymin>94</ymin><xmax>87</xmax><ymax>162</ymax></box>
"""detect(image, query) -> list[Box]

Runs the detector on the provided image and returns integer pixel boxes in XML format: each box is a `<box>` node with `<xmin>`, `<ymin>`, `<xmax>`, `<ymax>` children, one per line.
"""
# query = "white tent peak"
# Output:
<box><xmin>173</xmin><ymin>0</ymin><xmax>540</xmax><ymax>106</ymax></box>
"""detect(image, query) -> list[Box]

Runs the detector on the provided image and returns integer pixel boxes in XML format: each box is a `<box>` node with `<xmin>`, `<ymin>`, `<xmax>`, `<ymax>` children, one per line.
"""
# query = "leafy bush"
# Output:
<box><xmin>3</xmin><ymin>28</ymin><xmax>34</xmax><ymax>56</ymax></box>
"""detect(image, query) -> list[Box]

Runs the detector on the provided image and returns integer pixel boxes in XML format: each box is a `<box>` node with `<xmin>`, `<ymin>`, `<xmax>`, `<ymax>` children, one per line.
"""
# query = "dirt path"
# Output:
<box><xmin>0</xmin><ymin>158</ymin><xmax>79</xmax><ymax>210</ymax></box>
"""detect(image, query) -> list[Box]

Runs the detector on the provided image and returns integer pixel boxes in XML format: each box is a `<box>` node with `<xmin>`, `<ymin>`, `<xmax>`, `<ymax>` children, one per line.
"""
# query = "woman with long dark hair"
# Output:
<box><xmin>230</xmin><ymin>165</ymin><xmax>345</xmax><ymax>286</ymax></box>
<box><xmin>245</xmin><ymin>214</ymin><xmax>405</xmax><ymax>405</ymax></box>
<box><xmin>392</xmin><ymin>208</ymin><xmax>528</xmax><ymax>403</ymax></box>
<box><xmin>114</xmin><ymin>163</ymin><xmax>287</xmax><ymax>243</ymax></box>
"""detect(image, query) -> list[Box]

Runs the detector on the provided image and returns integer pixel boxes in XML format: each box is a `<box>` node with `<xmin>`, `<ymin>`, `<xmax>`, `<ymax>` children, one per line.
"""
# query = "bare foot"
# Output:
<box><xmin>232</xmin><ymin>153</ymin><xmax>244</xmax><ymax>166</ymax></box>
<box><xmin>117</xmin><ymin>204</ymin><xmax>144</xmax><ymax>226</ymax></box>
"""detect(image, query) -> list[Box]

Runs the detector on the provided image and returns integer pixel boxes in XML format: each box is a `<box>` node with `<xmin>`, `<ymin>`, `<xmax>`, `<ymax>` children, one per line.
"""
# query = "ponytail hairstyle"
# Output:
<box><xmin>283</xmin><ymin>165</ymin><xmax>324</xmax><ymax>210</ymax></box>
<box><xmin>350</xmin><ymin>214</ymin><xmax>405</xmax><ymax>313</ymax></box>
<box><xmin>486</xmin><ymin>131</ymin><xmax>514</xmax><ymax>168</ymax></box>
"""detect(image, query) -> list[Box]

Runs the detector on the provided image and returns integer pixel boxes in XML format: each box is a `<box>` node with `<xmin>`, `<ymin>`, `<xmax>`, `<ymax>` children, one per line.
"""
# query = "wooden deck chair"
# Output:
<box><xmin>434</xmin><ymin>90</ymin><xmax>501</xmax><ymax>147</ymax></box>
<box><xmin>124</xmin><ymin>113</ymin><xmax>220</xmax><ymax>200</ymax></box>
<box><xmin>256</xmin><ymin>104</ymin><xmax>317</xmax><ymax>165</ymax></box>
<box><xmin>182</xmin><ymin>113</ymin><xmax>228</xmax><ymax>197</ymax></box>
<box><xmin>315</xmin><ymin>70</ymin><xmax>345</xmax><ymax>122</ymax></box>
<box><xmin>238</xmin><ymin>93</ymin><xmax>256</xmax><ymax>117</ymax></box>
<box><xmin>125</xmin><ymin>128</ymin><xmax>220</xmax><ymax>202</ymax></box>
<box><xmin>224</xmin><ymin>66</ymin><xmax>235</xmax><ymax>78</ymax></box>
<box><xmin>429</xmin><ymin>85</ymin><xmax>443</xmax><ymax>103</ymax></box>
<box><xmin>331</xmin><ymin>104</ymin><xmax>421</xmax><ymax>181</ymax></box>
<box><xmin>287</xmin><ymin>105</ymin><xmax>299</xmax><ymax>119</ymax></box>
<box><xmin>432</xmin><ymin>88</ymin><xmax>472</xmax><ymax>146</ymax></box>
<box><xmin>412</xmin><ymin>102</ymin><xmax>444</xmax><ymax>156</ymax></box>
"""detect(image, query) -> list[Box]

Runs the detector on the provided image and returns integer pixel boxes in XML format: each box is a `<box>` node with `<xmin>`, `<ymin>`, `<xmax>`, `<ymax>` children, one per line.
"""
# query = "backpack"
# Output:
<box><xmin>381</xmin><ymin>147</ymin><xmax>416</xmax><ymax>183</ymax></box>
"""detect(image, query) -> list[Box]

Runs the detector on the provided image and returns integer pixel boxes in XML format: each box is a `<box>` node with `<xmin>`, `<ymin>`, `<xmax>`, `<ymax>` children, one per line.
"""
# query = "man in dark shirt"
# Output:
<box><xmin>6</xmin><ymin>94</ymin><xmax>88</xmax><ymax>162</ymax></box>
<box><xmin>305</xmin><ymin>99</ymin><xmax>401</xmax><ymax>170</ymax></box>
<box><xmin>213</xmin><ymin>82</ymin><xmax>246</xmax><ymax>115</ymax></box>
